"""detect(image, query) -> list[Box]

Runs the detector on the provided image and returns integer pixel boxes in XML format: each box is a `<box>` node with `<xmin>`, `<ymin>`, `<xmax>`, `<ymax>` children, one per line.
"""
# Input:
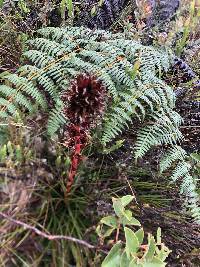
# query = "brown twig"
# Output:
<box><xmin>0</xmin><ymin>211</ymin><xmax>95</xmax><ymax>249</ymax></box>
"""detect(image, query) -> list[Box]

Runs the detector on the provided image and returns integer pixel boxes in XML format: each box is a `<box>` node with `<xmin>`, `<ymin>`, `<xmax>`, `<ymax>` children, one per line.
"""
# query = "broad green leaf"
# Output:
<box><xmin>102</xmin><ymin>242</ymin><xmax>122</xmax><ymax>267</ymax></box>
<box><xmin>124</xmin><ymin>210</ymin><xmax>132</xmax><ymax>221</ymax></box>
<box><xmin>120</xmin><ymin>251</ymin><xmax>130</xmax><ymax>267</ymax></box>
<box><xmin>124</xmin><ymin>227</ymin><xmax>139</xmax><ymax>257</ymax></box>
<box><xmin>121</xmin><ymin>195</ymin><xmax>134</xmax><ymax>207</ymax></box>
<box><xmin>144</xmin><ymin>236</ymin><xmax>156</xmax><ymax>261</ymax></box>
<box><xmin>121</xmin><ymin>216</ymin><xmax>141</xmax><ymax>226</ymax></box>
<box><xmin>112</xmin><ymin>198</ymin><xmax>125</xmax><ymax>218</ymax></box>
<box><xmin>135</xmin><ymin>228</ymin><xmax>144</xmax><ymax>246</ymax></box>
<box><xmin>101</xmin><ymin>216</ymin><xmax>118</xmax><ymax>228</ymax></box>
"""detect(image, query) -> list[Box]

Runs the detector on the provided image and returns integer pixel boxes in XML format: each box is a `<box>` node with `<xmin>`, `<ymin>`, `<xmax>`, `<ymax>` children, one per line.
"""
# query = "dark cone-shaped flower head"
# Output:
<box><xmin>62</xmin><ymin>73</ymin><xmax>106</xmax><ymax>127</ymax></box>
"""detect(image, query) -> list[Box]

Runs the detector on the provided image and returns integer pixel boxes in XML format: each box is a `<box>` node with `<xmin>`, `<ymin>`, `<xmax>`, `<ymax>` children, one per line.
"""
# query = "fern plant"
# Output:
<box><xmin>160</xmin><ymin>146</ymin><xmax>200</xmax><ymax>223</ymax></box>
<box><xmin>0</xmin><ymin>26</ymin><xmax>174</xmax><ymax>141</ymax></box>
<box><xmin>0</xmin><ymin>26</ymin><xmax>199</xmax><ymax>221</ymax></box>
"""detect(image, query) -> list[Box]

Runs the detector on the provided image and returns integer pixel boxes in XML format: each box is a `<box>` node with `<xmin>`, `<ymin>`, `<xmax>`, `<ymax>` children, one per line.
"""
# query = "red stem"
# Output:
<box><xmin>66</xmin><ymin>125</ymin><xmax>84</xmax><ymax>194</ymax></box>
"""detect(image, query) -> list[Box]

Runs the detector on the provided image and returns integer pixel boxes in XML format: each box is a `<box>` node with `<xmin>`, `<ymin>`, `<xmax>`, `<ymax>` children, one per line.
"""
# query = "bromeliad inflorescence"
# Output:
<box><xmin>61</xmin><ymin>73</ymin><xmax>107</xmax><ymax>193</ymax></box>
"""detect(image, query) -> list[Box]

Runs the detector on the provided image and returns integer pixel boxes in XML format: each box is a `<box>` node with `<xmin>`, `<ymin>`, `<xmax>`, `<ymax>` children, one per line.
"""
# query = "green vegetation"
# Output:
<box><xmin>0</xmin><ymin>0</ymin><xmax>199</xmax><ymax>266</ymax></box>
<box><xmin>98</xmin><ymin>195</ymin><xmax>171</xmax><ymax>267</ymax></box>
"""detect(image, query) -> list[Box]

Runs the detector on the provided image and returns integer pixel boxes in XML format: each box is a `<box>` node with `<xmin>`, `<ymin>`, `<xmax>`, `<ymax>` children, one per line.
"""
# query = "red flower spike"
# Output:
<box><xmin>61</xmin><ymin>73</ymin><xmax>107</xmax><ymax>194</ymax></box>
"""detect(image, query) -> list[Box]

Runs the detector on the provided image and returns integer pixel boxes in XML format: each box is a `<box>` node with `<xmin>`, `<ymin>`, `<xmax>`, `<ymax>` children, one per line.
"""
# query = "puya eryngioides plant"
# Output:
<box><xmin>96</xmin><ymin>195</ymin><xmax>171</xmax><ymax>267</ymax></box>
<box><xmin>0</xmin><ymin>26</ymin><xmax>199</xmax><ymax>220</ymax></box>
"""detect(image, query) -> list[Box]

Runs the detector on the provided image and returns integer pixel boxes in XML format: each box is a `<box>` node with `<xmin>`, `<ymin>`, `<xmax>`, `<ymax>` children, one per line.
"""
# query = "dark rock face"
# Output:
<box><xmin>76</xmin><ymin>0</ymin><xmax>180</xmax><ymax>29</ymax></box>
<box><xmin>76</xmin><ymin>0</ymin><xmax>126</xmax><ymax>29</ymax></box>
<box><xmin>136</xmin><ymin>0</ymin><xmax>180</xmax><ymax>26</ymax></box>
<box><xmin>153</xmin><ymin>0</ymin><xmax>180</xmax><ymax>21</ymax></box>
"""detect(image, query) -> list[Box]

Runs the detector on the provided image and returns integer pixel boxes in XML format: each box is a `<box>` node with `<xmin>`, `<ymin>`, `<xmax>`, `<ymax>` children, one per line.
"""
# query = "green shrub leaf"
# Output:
<box><xmin>121</xmin><ymin>195</ymin><xmax>134</xmax><ymax>207</ymax></box>
<box><xmin>102</xmin><ymin>242</ymin><xmax>122</xmax><ymax>267</ymax></box>
<box><xmin>124</xmin><ymin>227</ymin><xmax>139</xmax><ymax>257</ymax></box>
<box><xmin>101</xmin><ymin>216</ymin><xmax>118</xmax><ymax>228</ymax></box>
<box><xmin>135</xmin><ymin>228</ymin><xmax>144</xmax><ymax>246</ymax></box>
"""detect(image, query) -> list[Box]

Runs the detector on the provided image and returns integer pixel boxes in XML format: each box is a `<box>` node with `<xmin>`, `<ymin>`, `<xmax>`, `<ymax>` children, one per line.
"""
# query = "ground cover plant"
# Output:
<box><xmin>0</xmin><ymin>0</ymin><xmax>200</xmax><ymax>266</ymax></box>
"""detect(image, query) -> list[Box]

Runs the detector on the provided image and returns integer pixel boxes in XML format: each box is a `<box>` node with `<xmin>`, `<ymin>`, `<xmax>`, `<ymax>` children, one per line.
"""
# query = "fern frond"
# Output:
<box><xmin>19</xmin><ymin>65</ymin><xmax>59</xmax><ymax>101</ymax></box>
<box><xmin>28</xmin><ymin>38</ymin><xmax>75</xmax><ymax>57</ymax></box>
<box><xmin>135</xmin><ymin>110</ymin><xmax>183</xmax><ymax>160</ymax></box>
<box><xmin>160</xmin><ymin>146</ymin><xmax>187</xmax><ymax>173</ymax></box>
<box><xmin>5</xmin><ymin>74</ymin><xmax>47</xmax><ymax>109</ymax></box>
<box><xmin>170</xmin><ymin>161</ymin><xmax>192</xmax><ymax>182</ymax></box>
<box><xmin>0</xmin><ymin>98</ymin><xmax>18</xmax><ymax>116</ymax></box>
<box><xmin>47</xmin><ymin>99</ymin><xmax>67</xmax><ymax>137</ymax></box>
<box><xmin>23</xmin><ymin>50</ymin><xmax>54</xmax><ymax>68</ymax></box>
<box><xmin>160</xmin><ymin>147</ymin><xmax>200</xmax><ymax>222</ymax></box>
<box><xmin>0</xmin><ymin>85</ymin><xmax>34</xmax><ymax>112</ymax></box>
